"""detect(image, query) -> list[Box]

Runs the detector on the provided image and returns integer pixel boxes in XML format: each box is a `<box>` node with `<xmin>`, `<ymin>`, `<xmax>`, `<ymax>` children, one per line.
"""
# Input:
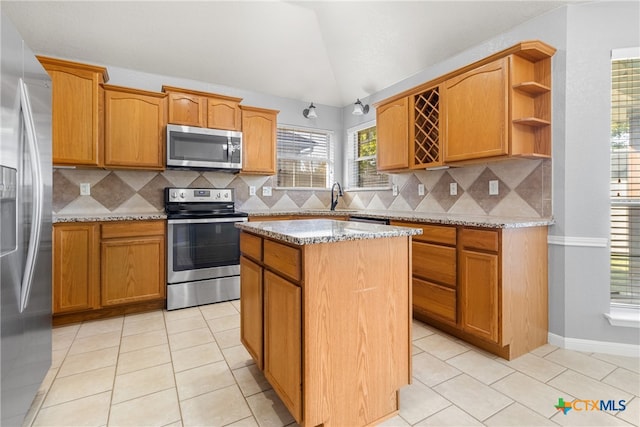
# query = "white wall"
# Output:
<box><xmin>341</xmin><ymin>1</ymin><xmax>640</xmax><ymax>349</ymax></box>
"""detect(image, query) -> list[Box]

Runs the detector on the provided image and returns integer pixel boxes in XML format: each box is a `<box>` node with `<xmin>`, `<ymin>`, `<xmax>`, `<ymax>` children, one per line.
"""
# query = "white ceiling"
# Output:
<box><xmin>2</xmin><ymin>1</ymin><xmax>576</xmax><ymax>107</ymax></box>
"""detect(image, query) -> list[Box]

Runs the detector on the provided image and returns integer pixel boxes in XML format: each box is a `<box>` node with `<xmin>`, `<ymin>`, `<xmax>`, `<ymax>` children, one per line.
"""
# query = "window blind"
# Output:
<box><xmin>276</xmin><ymin>127</ymin><xmax>333</xmax><ymax>189</ymax></box>
<box><xmin>610</xmin><ymin>50</ymin><xmax>640</xmax><ymax>306</ymax></box>
<box><xmin>346</xmin><ymin>125</ymin><xmax>390</xmax><ymax>189</ymax></box>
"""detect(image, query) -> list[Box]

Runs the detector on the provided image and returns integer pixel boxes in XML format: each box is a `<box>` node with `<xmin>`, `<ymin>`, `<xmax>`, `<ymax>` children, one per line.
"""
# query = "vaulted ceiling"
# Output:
<box><xmin>2</xmin><ymin>1</ymin><xmax>576</xmax><ymax>107</ymax></box>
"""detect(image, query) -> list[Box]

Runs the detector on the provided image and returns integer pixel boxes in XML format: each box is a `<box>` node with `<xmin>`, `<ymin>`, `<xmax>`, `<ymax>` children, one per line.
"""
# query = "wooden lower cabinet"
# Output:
<box><xmin>263</xmin><ymin>270</ymin><xmax>302</xmax><ymax>421</ymax></box>
<box><xmin>240</xmin><ymin>231</ymin><xmax>411</xmax><ymax>426</ymax></box>
<box><xmin>460</xmin><ymin>248</ymin><xmax>499</xmax><ymax>343</ymax></box>
<box><xmin>240</xmin><ymin>256</ymin><xmax>263</xmax><ymax>369</ymax></box>
<box><xmin>101</xmin><ymin>221</ymin><xmax>165</xmax><ymax>306</ymax></box>
<box><xmin>52</xmin><ymin>220</ymin><xmax>166</xmax><ymax>325</ymax></box>
<box><xmin>53</xmin><ymin>223</ymin><xmax>100</xmax><ymax>314</ymax></box>
<box><xmin>392</xmin><ymin>221</ymin><xmax>548</xmax><ymax>360</ymax></box>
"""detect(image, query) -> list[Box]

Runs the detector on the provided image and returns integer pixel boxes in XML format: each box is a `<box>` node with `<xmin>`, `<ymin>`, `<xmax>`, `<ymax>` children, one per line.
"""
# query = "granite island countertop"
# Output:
<box><xmin>236</xmin><ymin>218</ymin><xmax>423</xmax><ymax>245</ymax></box>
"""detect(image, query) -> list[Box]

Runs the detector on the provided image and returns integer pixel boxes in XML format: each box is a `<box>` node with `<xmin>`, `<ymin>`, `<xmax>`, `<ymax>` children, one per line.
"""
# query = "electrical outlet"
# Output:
<box><xmin>489</xmin><ymin>180</ymin><xmax>499</xmax><ymax>195</ymax></box>
<box><xmin>418</xmin><ymin>184</ymin><xmax>425</xmax><ymax>196</ymax></box>
<box><xmin>262</xmin><ymin>186</ymin><xmax>272</xmax><ymax>197</ymax></box>
<box><xmin>449</xmin><ymin>182</ymin><xmax>457</xmax><ymax>196</ymax></box>
<box><xmin>80</xmin><ymin>183</ymin><xmax>90</xmax><ymax>196</ymax></box>
<box><xmin>392</xmin><ymin>184</ymin><xmax>398</xmax><ymax>196</ymax></box>
<box><xmin>249</xmin><ymin>185</ymin><xmax>256</xmax><ymax>196</ymax></box>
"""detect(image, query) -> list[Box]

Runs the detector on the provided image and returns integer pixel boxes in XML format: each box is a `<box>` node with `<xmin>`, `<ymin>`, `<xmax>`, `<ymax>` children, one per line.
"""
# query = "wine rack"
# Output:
<box><xmin>411</xmin><ymin>86</ymin><xmax>442</xmax><ymax>168</ymax></box>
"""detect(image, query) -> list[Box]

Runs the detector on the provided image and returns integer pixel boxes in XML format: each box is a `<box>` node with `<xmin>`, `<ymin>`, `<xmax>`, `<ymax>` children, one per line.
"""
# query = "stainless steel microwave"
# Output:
<box><xmin>166</xmin><ymin>124</ymin><xmax>242</xmax><ymax>170</ymax></box>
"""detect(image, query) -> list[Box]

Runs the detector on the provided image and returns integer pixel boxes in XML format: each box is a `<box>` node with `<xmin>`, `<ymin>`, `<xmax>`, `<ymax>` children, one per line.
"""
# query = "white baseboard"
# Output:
<box><xmin>548</xmin><ymin>333</ymin><xmax>640</xmax><ymax>357</ymax></box>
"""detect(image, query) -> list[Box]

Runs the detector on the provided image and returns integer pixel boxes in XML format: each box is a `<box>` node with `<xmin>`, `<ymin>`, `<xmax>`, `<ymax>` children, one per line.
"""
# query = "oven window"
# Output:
<box><xmin>171</xmin><ymin>222</ymin><xmax>240</xmax><ymax>271</ymax></box>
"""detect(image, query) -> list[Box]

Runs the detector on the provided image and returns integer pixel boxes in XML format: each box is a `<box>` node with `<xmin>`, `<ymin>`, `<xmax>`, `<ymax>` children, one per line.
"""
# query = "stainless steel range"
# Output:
<box><xmin>165</xmin><ymin>187</ymin><xmax>248</xmax><ymax>310</ymax></box>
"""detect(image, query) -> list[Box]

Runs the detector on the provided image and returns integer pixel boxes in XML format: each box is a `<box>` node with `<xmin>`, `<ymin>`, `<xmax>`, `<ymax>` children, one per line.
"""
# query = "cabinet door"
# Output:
<box><xmin>376</xmin><ymin>97</ymin><xmax>409</xmax><ymax>171</ymax></box>
<box><xmin>166</xmin><ymin>91</ymin><xmax>206</xmax><ymax>127</ymax></box>
<box><xmin>103</xmin><ymin>85</ymin><xmax>166</xmax><ymax>169</ymax></box>
<box><xmin>53</xmin><ymin>223</ymin><xmax>100</xmax><ymax>314</ymax></box>
<box><xmin>240</xmin><ymin>256</ymin><xmax>263</xmax><ymax>369</ymax></box>
<box><xmin>241</xmin><ymin>107</ymin><xmax>278</xmax><ymax>174</ymax></box>
<box><xmin>443</xmin><ymin>58</ymin><xmax>508</xmax><ymax>162</ymax></box>
<box><xmin>207</xmin><ymin>97</ymin><xmax>241</xmax><ymax>130</ymax></box>
<box><xmin>264</xmin><ymin>270</ymin><xmax>301</xmax><ymax>422</ymax></box>
<box><xmin>101</xmin><ymin>222</ymin><xmax>166</xmax><ymax>306</ymax></box>
<box><xmin>460</xmin><ymin>249</ymin><xmax>499</xmax><ymax>343</ymax></box>
<box><xmin>38</xmin><ymin>57</ymin><xmax>107</xmax><ymax>167</ymax></box>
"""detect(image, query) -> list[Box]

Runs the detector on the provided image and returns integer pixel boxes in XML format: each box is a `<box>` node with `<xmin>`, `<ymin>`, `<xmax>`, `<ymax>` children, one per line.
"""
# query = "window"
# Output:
<box><xmin>346</xmin><ymin>123</ymin><xmax>390</xmax><ymax>189</ymax></box>
<box><xmin>610</xmin><ymin>47</ymin><xmax>640</xmax><ymax>306</ymax></box>
<box><xmin>276</xmin><ymin>126</ymin><xmax>333</xmax><ymax>189</ymax></box>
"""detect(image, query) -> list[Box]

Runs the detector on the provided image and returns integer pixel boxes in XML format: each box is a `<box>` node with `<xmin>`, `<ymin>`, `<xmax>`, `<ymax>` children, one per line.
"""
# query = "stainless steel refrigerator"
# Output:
<box><xmin>0</xmin><ymin>11</ymin><xmax>53</xmax><ymax>426</ymax></box>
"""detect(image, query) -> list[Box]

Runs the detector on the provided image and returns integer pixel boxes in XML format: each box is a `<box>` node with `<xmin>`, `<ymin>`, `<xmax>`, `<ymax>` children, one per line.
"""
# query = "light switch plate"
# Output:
<box><xmin>392</xmin><ymin>184</ymin><xmax>398</xmax><ymax>196</ymax></box>
<box><xmin>262</xmin><ymin>186</ymin><xmax>272</xmax><ymax>197</ymax></box>
<box><xmin>489</xmin><ymin>180</ymin><xmax>499</xmax><ymax>195</ymax></box>
<box><xmin>418</xmin><ymin>184</ymin><xmax>425</xmax><ymax>196</ymax></box>
<box><xmin>449</xmin><ymin>182</ymin><xmax>457</xmax><ymax>196</ymax></box>
<box><xmin>80</xmin><ymin>183</ymin><xmax>90</xmax><ymax>196</ymax></box>
<box><xmin>249</xmin><ymin>186</ymin><xmax>256</xmax><ymax>196</ymax></box>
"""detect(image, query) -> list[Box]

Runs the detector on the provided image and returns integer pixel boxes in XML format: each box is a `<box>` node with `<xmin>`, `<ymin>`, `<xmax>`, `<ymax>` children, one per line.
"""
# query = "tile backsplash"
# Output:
<box><xmin>53</xmin><ymin>158</ymin><xmax>551</xmax><ymax>218</ymax></box>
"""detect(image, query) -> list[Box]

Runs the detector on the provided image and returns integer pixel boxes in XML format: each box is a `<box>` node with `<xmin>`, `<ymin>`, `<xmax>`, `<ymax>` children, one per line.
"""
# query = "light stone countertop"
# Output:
<box><xmin>52</xmin><ymin>209</ymin><xmax>553</xmax><ymax>229</ymax></box>
<box><xmin>53</xmin><ymin>212</ymin><xmax>166</xmax><ymax>223</ymax></box>
<box><xmin>236</xmin><ymin>219</ymin><xmax>423</xmax><ymax>245</ymax></box>
<box><xmin>244</xmin><ymin>209</ymin><xmax>554</xmax><ymax>229</ymax></box>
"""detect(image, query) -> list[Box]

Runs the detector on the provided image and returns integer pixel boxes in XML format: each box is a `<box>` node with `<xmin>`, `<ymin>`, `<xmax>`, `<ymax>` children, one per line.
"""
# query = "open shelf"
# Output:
<box><xmin>513</xmin><ymin>81</ymin><xmax>550</xmax><ymax>95</ymax></box>
<box><xmin>512</xmin><ymin>117</ymin><xmax>550</xmax><ymax>127</ymax></box>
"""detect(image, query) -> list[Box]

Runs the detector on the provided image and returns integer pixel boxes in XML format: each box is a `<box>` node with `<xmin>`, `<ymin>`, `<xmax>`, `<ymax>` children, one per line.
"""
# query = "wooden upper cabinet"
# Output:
<box><xmin>241</xmin><ymin>106</ymin><xmax>278</xmax><ymax>175</ymax></box>
<box><xmin>37</xmin><ymin>56</ymin><xmax>108</xmax><ymax>167</ymax></box>
<box><xmin>163</xmin><ymin>86</ymin><xmax>242</xmax><ymax>130</ymax></box>
<box><xmin>375</xmin><ymin>40</ymin><xmax>555</xmax><ymax>168</ymax></box>
<box><xmin>442</xmin><ymin>58</ymin><xmax>509</xmax><ymax>162</ymax></box>
<box><xmin>164</xmin><ymin>89</ymin><xmax>206</xmax><ymax>127</ymax></box>
<box><xmin>376</xmin><ymin>96</ymin><xmax>409</xmax><ymax>171</ymax></box>
<box><xmin>207</xmin><ymin>96</ymin><xmax>242</xmax><ymax>130</ymax></box>
<box><xmin>103</xmin><ymin>85</ymin><xmax>166</xmax><ymax>170</ymax></box>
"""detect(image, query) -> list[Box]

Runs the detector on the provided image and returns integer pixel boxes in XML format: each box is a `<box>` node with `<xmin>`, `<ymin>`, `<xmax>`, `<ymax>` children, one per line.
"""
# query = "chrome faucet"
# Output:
<box><xmin>330</xmin><ymin>182</ymin><xmax>343</xmax><ymax>211</ymax></box>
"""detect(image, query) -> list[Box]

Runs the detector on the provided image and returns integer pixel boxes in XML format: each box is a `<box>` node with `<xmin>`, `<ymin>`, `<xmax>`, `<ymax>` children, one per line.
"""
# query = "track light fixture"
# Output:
<box><xmin>303</xmin><ymin>102</ymin><xmax>317</xmax><ymax>119</ymax></box>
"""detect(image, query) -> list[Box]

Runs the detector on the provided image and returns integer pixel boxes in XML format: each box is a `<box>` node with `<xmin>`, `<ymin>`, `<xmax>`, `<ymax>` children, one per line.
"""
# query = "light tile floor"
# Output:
<box><xmin>23</xmin><ymin>302</ymin><xmax>640</xmax><ymax>427</ymax></box>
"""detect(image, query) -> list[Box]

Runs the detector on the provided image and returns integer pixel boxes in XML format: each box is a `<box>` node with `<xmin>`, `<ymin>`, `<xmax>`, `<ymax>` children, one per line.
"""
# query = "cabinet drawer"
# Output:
<box><xmin>461</xmin><ymin>228</ymin><xmax>499</xmax><ymax>252</ymax></box>
<box><xmin>264</xmin><ymin>240</ymin><xmax>301</xmax><ymax>282</ymax></box>
<box><xmin>414</xmin><ymin>224</ymin><xmax>456</xmax><ymax>245</ymax></box>
<box><xmin>413</xmin><ymin>278</ymin><xmax>456</xmax><ymax>323</ymax></box>
<box><xmin>102</xmin><ymin>220</ymin><xmax>165</xmax><ymax>239</ymax></box>
<box><xmin>413</xmin><ymin>241</ymin><xmax>456</xmax><ymax>287</ymax></box>
<box><xmin>240</xmin><ymin>232</ymin><xmax>263</xmax><ymax>261</ymax></box>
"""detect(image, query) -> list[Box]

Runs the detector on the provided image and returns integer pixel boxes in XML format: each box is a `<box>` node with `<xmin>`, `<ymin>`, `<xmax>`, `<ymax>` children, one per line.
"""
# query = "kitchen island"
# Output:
<box><xmin>236</xmin><ymin>219</ymin><xmax>422</xmax><ymax>427</ymax></box>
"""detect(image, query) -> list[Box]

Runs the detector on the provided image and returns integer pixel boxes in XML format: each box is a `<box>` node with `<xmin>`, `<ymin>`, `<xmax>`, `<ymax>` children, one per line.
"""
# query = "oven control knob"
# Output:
<box><xmin>180</xmin><ymin>192</ymin><xmax>185</xmax><ymax>199</ymax></box>
<box><xmin>171</xmin><ymin>191</ymin><xmax>178</xmax><ymax>199</ymax></box>
<box><xmin>215</xmin><ymin>193</ymin><xmax>221</xmax><ymax>199</ymax></box>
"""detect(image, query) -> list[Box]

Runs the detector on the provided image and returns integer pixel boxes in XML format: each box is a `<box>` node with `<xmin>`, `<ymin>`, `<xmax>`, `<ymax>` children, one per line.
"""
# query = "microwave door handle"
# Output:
<box><xmin>18</xmin><ymin>79</ymin><xmax>43</xmax><ymax>313</ymax></box>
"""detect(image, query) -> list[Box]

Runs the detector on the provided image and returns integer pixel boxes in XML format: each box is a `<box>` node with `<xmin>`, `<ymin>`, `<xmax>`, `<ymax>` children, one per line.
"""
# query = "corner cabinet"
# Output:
<box><xmin>103</xmin><ymin>85</ymin><xmax>167</xmax><ymax>170</ymax></box>
<box><xmin>162</xmin><ymin>86</ymin><xmax>242</xmax><ymax>131</ymax></box>
<box><xmin>375</xmin><ymin>40</ymin><xmax>555</xmax><ymax>171</ymax></box>
<box><xmin>240</xmin><ymin>106</ymin><xmax>279</xmax><ymax>175</ymax></box>
<box><xmin>37</xmin><ymin>56</ymin><xmax>109</xmax><ymax>167</ymax></box>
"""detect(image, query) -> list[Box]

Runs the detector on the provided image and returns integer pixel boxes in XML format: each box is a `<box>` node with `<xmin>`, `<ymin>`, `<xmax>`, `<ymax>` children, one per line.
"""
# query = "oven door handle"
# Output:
<box><xmin>167</xmin><ymin>217</ymin><xmax>248</xmax><ymax>225</ymax></box>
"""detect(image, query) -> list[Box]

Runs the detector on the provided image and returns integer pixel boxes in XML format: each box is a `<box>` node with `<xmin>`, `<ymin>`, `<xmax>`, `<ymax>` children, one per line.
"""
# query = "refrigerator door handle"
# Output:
<box><xmin>18</xmin><ymin>78</ymin><xmax>43</xmax><ymax>313</ymax></box>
